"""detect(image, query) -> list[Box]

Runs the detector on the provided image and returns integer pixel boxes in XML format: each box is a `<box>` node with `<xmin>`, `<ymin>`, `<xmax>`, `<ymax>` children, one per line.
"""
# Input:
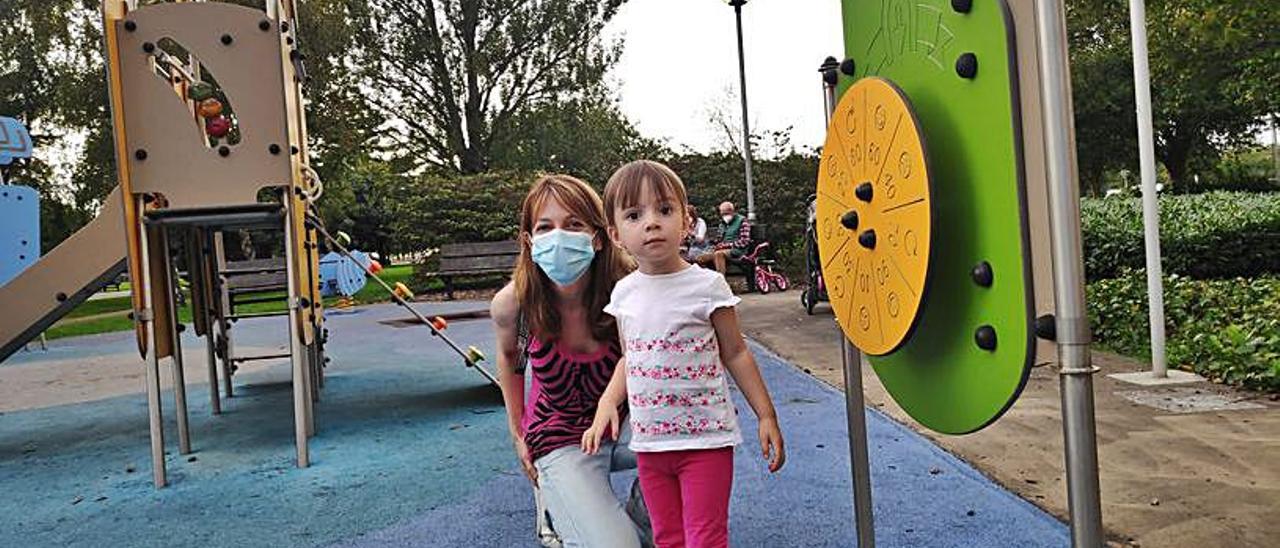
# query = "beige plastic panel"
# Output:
<box><xmin>1009</xmin><ymin>0</ymin><xmax>1058</xmax><ymax>366</ymax></box>
<box><xmin>0</xmin><ymin>187</ymin><xmax>128</xmax><ymax>360</ymax></box>
<box><xmin>114</xmin><ymin>2</ymin><xmax>292</xmax><ymax>209</ymax></box>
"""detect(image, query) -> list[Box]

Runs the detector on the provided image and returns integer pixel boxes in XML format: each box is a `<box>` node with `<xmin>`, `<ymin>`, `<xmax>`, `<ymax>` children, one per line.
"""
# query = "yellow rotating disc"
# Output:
<box><xmin>816</xmin><ymin>77</ymin><xmax>933</xmax><ymax>356</ymax></box>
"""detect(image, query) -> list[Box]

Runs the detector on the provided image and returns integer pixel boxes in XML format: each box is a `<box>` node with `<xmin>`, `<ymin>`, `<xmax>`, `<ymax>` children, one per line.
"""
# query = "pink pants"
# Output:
<box><xmin>636</xmin><ymin>447</ymin><xmax>734</xmax><ymax>548</ymax></box>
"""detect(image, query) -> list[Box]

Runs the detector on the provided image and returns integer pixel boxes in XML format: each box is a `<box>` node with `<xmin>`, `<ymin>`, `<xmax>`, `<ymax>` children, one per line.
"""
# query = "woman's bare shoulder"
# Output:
<box><xmin>490</xmin><ymin>282</ymin><xmax>519</xmax><ymax>327</ymax></box>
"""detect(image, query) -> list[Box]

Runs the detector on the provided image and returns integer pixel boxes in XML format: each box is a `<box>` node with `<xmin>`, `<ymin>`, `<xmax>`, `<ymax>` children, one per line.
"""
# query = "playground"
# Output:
<box><xmin>2</xmin><ymin>301</ymin><xmax>1070</xmax><ymax>547</ymax></box>
<box><xmin>2</xmin><ymin>0</ymin><xmax>1278</xmax><ymax>547</ymax></box>
<box><xmin>3</xmin><ymin>296</ymin><xmax>1276</xmax><ymax>546</ymax></box>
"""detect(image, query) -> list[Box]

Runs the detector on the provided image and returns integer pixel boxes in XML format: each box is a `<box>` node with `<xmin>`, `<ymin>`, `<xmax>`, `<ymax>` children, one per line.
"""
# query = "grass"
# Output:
<box><xmin>45</xmin><ymin>265</ymin><xmax>417</xmax><ymax>340</ymax></box>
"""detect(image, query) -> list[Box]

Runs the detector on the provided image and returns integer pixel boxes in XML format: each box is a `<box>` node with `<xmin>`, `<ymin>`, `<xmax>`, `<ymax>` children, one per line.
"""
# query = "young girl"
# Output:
<box><xmin>582</xmin><ymin>160</ymin><xmax>786</xmax><ymax>548</ymax></box>
<box><xmin>491</xmin><ymin>174</ymin><xmax>649</xmax><ymax>547</ymax></box>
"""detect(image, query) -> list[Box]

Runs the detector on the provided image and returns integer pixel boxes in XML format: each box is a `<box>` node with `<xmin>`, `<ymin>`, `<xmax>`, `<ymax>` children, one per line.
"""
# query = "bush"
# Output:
<box><xmin>1081</xmin><ymin>191</ymin><xmax>1280</xmax><ymax>280</ymax></box>
<box><xmin>1197</xmin><ymin>148</ymin><xmax>1280</xmax><ymax>193</ymax></box>
<box><xmin>390</xmin><ymin>170</ymin><xmax>534</xmax><ymax>253</ymax></box>
<box><xmin>1088</xmin><ymin>270</ymin><xmax>1280</xmax><ymax>392</ymax></box>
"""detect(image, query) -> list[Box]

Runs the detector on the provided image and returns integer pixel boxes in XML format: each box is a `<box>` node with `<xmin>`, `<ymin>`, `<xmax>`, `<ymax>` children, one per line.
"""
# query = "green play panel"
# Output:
<box><xmin>829</xmin><ymin>0</ymin><xmax>1037</xmax><ymax>434</ymax></box>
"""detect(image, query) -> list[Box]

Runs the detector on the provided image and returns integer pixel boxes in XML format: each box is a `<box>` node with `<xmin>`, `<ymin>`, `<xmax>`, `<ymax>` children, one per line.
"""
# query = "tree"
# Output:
<box><xmin>1067</xmin><ymin>0</ymin><xmax>1279</xmax><ymax>191</ymax></box>
<box><xmin>360</xmin><ymin>0</ymin><xmax>627</xmax><ymax>174</ymax></box>
<box><xmin>487</xmin><ymin>96</ymin><xmax>662</xmax><ymax>185</ymax></box>
<box><xmin>294</xmin><ymin>0</ymin><xmax>388</xmax><ymax>184</ymax></box>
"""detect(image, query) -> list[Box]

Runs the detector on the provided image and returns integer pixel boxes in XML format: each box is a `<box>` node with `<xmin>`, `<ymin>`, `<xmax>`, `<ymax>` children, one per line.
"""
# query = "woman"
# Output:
<box><xmin>490</xmin><ymin>174</ymin><xmax>647</xmax><ymax>547</ymax></box>
<box><xmin>682</xmin><ymin>203</ymin><xmax>710</xmax><ymax>262</ymax></box>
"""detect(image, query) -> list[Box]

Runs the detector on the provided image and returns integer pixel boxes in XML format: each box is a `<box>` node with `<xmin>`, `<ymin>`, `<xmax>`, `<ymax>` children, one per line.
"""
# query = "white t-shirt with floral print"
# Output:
<box><xmin>603</xmin><ymin>264</ymin><xmax>743</xmax><ymax>452</ymax></box>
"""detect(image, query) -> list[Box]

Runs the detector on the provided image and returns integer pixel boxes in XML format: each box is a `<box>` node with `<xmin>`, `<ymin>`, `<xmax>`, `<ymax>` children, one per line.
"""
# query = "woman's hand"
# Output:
<box><xmin>759</xmin><ymin>416</ymin><xmax>786</xmax><ymax>473</ymax></box>
<box><xmin>580</xmin><ymin>403</ymin><xmax>620</xmax><ymax>455</ymax></box>
<box><xmin>513</xmin><ymin>436</ymin><xmax>538</xmax><ymax>485</ymax></box>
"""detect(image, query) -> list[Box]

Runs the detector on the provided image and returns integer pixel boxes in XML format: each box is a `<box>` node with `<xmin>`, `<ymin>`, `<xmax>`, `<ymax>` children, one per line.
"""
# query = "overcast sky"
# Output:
<box><xmin>604</xmin><ymin>0</ymin><xmax>845</xmax><ymax>154</ymax></box>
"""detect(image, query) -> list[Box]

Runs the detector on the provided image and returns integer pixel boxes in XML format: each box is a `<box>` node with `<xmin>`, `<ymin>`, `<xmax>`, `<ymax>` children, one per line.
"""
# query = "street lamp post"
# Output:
<box><xmin>725</xmin><ymin>0</ymin><xmax>756</xmax><ymax>221</ymax></box>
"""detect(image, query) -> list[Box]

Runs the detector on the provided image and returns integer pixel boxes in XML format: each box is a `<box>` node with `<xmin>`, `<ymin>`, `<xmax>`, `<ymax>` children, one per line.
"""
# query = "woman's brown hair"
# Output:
<box><xmin>514</xmin><ymin>174</ymin><xmax>633</xmax><ymax>343</ymax></box>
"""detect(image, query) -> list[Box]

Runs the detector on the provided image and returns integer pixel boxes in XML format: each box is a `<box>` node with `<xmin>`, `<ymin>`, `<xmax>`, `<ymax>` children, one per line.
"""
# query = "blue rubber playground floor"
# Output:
<box><xmin>1</xmin><ymin>302</ymin><xmax>1067</xmax><ymax>547</ymax></box>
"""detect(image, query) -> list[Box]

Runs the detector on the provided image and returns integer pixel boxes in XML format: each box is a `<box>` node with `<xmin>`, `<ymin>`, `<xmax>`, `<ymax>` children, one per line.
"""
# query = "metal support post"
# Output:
<box><xmin>1034</xmin><ymin>1</ymin><xmax>1105</xmax><ymax>545</ymax></box>
<box><xmin>213</xmin><ymin>231</ymin><xmax>234</xmax><ymax>398</ymax></box>
<box><xmin>732</xmin><ymin>1</ymin><xmax>757</xmax><ymax>221</ymax></box>
<box><xmin>160</xmin><ymin>229</ymin><xmax>191</xmax><ymax>454</ymax></box>
<box><xmin>1126</xmin><ymin>0</ymin><xmax>1168</xmax><ymax>378</ymax></box>
<box><xmin>201</xmin><ymin>231</ymin><xmax>221</xmax><ymax>415</ymax></box>
<box><xmin>136</xmin><ymin>198</ymin><xmax>167</xmax><ymax>488</ymax></box>
<box><xmin>821</xmin><ymin>56</ymin><xmax>875</xmax><ymax>547</ymax></box>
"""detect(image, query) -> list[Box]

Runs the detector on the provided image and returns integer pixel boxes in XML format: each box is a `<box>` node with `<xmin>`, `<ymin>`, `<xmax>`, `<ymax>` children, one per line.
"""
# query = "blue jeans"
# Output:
<box><xmin>534</xmin><ymin>430</ymin><xmax>644</xmax><ymax>548</ymax></box>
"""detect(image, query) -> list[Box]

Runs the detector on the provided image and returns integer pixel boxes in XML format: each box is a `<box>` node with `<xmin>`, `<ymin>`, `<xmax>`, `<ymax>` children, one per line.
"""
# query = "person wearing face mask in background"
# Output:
<box><xmin>490</xmin><ymin>175</ymin><xmax>652</xmax><ymax>548</ymax></box>
<box><xmin>695</xmin><ymin>201</ymin><xmax>752</xmax><ymax>275</ymax></box>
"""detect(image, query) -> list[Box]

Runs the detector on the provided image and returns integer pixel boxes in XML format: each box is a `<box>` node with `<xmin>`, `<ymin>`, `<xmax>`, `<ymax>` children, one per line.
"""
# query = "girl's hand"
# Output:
<box><xmin>759</xmin><ymin>417</ymin><xmax>786</xmax><ymax>473</ymax></box>
<box><xmin>581</xmin><ymin>403</ymin><xmax>620</xmax><ymax>455</ymax></box>
<box><xmin>513</xmin><ymin>437</ymin><xmax>538</xmax><ymax>485</ymax></box>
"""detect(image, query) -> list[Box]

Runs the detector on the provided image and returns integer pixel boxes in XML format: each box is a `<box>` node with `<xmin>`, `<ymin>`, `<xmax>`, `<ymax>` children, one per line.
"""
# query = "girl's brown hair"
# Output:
<box><xmin>603</xmin><ymin>160</ymin><xmax>689</xmax><ymax>226</ymax></box>
<box><xmin>514</xmin><ymin>174</ymin><xmax>633</xmax><ymax>342</ymax></box>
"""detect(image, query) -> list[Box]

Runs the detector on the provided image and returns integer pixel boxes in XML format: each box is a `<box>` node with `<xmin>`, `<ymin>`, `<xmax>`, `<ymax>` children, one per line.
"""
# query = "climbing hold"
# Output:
<box><xmin>393</xmin><ymin>282</ymin><xmax>414</xmax><ymax>301</ymax></box>
<box><xmin>335</xmin><ymin>231</ymin><xmax>352</xmax><ymax>247</ymax></box>
<box><xmin>198</xmin><ymin>98</ymin><xmax>223</xmax><ymax>118</ymax></box>
<box><xmin>188</xmin><ymin>82</ymin><xmax>216</xmax><ymax>102</ymax></box>
<box><xmin>430</xmin><ymin>316</ymin><xmax>448</xmax><ymax>332</ymax></box>
<box><xmin>206</xmin><ymin>116</ymin><xmax>231</xmax><ymax>138</ymax></box>
<box><xmin>368</xmin><ymin>260</ymin><xmax>383</xmax><ymax>274</ymax></box>
<box><xmin>466</xmin><ymin>346</ymin><xmax>486</xmax><ymax>364</ymax></box>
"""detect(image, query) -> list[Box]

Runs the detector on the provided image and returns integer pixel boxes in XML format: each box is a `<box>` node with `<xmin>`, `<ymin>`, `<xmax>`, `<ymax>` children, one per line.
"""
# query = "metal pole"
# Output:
<box><xmin>1272</xmin><ymin>114</ymin><xmax>1278</xmax><ymax>184</ymax></box>
<box><xmin>732</xmin><ymin>1</ymin><xmax>757</xmax><ymax>221</ymax></box>
<box><xmin>841</xmin><ymin>337</ymin><xmax>876</xmax><ymax>548</ymax></box>
<box><xmin>213</xmin><ymin>231</ymin><xmax>234</xmax><ymax>398</ymax></box>
<box><xmin>201</xmin><ymin>231</ymin><xmax>221</xmax><ymax>415</ymax></box>
<box><xmin>821</xmin><ymin>57</ymin><xmax>875</xmax><ymax>548</ymax></box>
<box><xmin>1033</xmin><ymin>1</ymin><xmax>1104</xmax><ymax>546</ymax></box>
<box><xmin>1127</xmin><ymin>0</ymin><xmax>1167</xmax><ymax>378</ymax></box>
<box><xmin>136</xmin><ymin>200</ymin><xmax>167</xmax><ymax>488</ymax></box>
<box><xmin>160</xmin><ymin>229</ymin><xmax>192</xmax><ymax>454</ymax></box>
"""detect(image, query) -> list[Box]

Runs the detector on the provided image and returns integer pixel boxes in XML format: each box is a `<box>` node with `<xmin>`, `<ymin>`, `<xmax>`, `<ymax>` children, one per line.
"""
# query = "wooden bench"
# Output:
<box><xmin>436</xmin><ymin>241</ymin><xmax>519</xmax><ymax>299</ymax></box>
<box><xmin>223</xmin><ymin>257</ymin><xmax>289</xmax><ymax>299</ymax></box>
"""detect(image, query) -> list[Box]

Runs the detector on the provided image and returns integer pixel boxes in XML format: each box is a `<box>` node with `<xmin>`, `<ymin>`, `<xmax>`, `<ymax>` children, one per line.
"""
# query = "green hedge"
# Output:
<box><xmin>1081</xmin><ymin>191</ymin><xmax>1280</xmax><ymax>280</ymax></box>
<box><xmin>390</xmin><ymin>170</ymin><xmax>533</xmax><ymax>253</ymax></box>
<box><xmin>1088</xmin><ymin>270</ymin><xmax>1280</xmax><ymax>392</ymax></box>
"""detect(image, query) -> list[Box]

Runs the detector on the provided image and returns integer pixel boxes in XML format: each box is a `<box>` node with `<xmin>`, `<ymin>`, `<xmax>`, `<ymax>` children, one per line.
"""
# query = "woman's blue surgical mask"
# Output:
<box><xmin>531</xmin><ymin>229</ymin><xmax>596</xmax><ymax>286</ymax></box>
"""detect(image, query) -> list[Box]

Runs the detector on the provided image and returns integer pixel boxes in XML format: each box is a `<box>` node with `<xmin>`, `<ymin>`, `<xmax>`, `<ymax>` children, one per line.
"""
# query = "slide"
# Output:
<box><xmin>0</xmin><ymin>187</ymin><xmax>128</xmax><ymax>362</ymax></box>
